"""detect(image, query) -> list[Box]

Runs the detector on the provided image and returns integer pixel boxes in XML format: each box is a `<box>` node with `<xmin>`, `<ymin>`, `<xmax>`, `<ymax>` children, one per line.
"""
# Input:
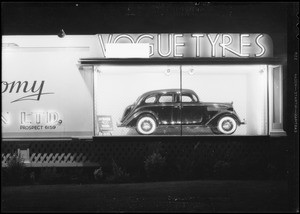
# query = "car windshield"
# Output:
<box><xmin>134</xmin><ymin>94</ymin><xmax>146</xmax><ymax>105</ymax></box>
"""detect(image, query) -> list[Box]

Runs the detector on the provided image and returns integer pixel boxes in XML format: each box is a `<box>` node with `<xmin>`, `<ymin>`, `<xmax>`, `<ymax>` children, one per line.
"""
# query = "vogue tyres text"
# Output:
<box><xmin>97</xmin><ymin>33</ymin><xmax>272</xmax><ymax>58</ymax></box>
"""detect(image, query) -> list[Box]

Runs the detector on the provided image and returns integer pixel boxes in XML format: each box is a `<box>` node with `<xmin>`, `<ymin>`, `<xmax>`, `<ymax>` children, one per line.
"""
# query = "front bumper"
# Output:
<box><xmin>240</xmin><ymin>119</ymin><xmax>246</xmax><ymax>125</ymax></box>
<box><xmin>116</xmin><ymin>121</ymin><xmax>124</xmax><ymax>127</ymax></box>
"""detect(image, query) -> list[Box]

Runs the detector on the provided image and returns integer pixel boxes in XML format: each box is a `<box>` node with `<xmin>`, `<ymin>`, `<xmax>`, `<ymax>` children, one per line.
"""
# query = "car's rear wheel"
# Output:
<box><xmin>136</xmin><ymin>115</ymin><xmax>157</xmax><ymax>135</ymax></box>
<box><xmin>216</xmin><ymin>116</ymin><xmax>237</xmax><ymax>135</ymax></box>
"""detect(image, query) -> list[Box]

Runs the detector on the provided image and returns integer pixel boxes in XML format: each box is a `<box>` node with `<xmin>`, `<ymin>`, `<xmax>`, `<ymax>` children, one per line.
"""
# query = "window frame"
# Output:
<box><xmin>87</xmin><ymin>59</ymin><xmax>287</xmax><ymax>138</ymax></box>
<box><xmin>268</xmin><ymin>65</ymin><xmax>286</xmax><ymax>136</ymax></box>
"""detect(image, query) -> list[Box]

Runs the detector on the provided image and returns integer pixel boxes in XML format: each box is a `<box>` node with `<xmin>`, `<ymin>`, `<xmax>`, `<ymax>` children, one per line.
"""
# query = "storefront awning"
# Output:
<box><xmin>79</xmin><ymin>57</ymin><xmax>285</xmax><ymax>65</ymax></box>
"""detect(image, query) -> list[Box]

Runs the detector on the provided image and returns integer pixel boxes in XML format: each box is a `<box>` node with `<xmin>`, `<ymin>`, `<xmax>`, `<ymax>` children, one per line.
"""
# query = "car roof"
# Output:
<box><xmin>140</xmin><ymin>89</ymin><xmax>196</xmax><ymax>98</ymax></box>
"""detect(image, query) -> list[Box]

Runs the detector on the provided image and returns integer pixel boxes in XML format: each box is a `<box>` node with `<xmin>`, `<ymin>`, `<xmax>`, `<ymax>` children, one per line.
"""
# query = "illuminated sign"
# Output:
<box><xmin>97</xmin><ymin>33</ymin><xmax>273</xmax><ymax>58</ymax></box>
<box><xmin>2</xmin><ymin>40</ymin><xmax>94</xmax><ymax>138</ymax></box>
<box><xmin>2</xmin><ymin>112</ymin><xmax>10</xmax><ymax>125</ymax></box>
<box><xmin>1</xmin><ymin>111</ymin><xmax>62</xmax><ymax>131</ymax></box>
<box><xmin>20</xmin><ymin>111</ymin><xmax>62</xmax><ymax>130</ymax></box>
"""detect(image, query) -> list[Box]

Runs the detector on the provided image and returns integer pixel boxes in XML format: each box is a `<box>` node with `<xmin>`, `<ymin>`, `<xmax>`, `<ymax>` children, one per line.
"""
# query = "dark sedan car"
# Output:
<box><xmin>118</xmin><ymin>89</ymin><xmax>245</xmax><ymax>135</ymax></box>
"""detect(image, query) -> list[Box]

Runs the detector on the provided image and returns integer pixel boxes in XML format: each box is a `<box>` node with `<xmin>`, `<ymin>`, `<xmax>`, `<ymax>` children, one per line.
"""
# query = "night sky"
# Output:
<box><xmin>1</xmin><ymin>2</ymin><xmax>292</xmax><ymax>35</ymax></box>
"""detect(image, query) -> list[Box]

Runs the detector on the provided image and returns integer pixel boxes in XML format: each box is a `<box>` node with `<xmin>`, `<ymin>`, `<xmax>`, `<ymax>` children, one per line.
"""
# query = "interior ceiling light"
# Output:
<box><xmin>58</xmin><ymin>29</ymin><xmax>66</xmax><ymax>38</ymax></box>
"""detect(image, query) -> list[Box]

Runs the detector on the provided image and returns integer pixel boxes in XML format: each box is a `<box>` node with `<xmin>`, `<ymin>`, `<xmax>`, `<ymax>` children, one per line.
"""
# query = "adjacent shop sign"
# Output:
<box><xmin>2</xmin><ymin>80</ymin><xmax>54</xmax><ymax>103</ymax></box>
<box><xmin>97</xmin><ymin>33</ymin><xmax>273</xmax><ymax>58</ymax></box>
<box><xmin>2</xmin><ymin>44</ymin><xmax>94</xmax><ymax>138</ymax></box>
<box><xmin>1</xmin><ymin>111</ymin><xmax>63</xmax><ymax>131</ymax></box>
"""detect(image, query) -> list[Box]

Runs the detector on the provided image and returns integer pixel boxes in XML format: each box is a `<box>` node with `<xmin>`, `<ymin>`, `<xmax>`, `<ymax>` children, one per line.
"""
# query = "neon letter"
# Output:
<box><xmin>97</xmin><ymin>34</ymin><xmax>113</xmax><ymax>57</ymax></box>
<box><xmin>113</xmin><ymin>34</ymin><xmax>135</xmax><ymax>43</ymax></box>
<box><xmin>240</xmin><ymin>34</ymin><xmax>251</xmax><ymax>57</ymax></box>
<box><xmin>158</xmin><ymin>34</ymin><xmax>172</xmax><ymax>57</ymax></box>
<box><xmin>192</xmin><ymin>34</ymin><xmax>204</xmax><ymax>57</ymax></box>
<box><xmin>21</xmin><ymin>112</ymin><xmax>31</xmax><ymax>125</ymax></box>
<box><xmin>47</xmin><ymin>112</ymin><xmax>59</xmax><ymax>124</ymax></box>
<box><xmin>207</xmin><ymin>34</ymin><xmax>220</xmax><ymax>57</ymax></box>
<box><xmin>174</xmin><ymin>34</ymin><xmax>185</xmax><ymax>57</ymax></box>
<box><xmin>220</xmin><ymin>34</ymin><xmax>242</xmax><ymax>57</ymax></box>
<box><xmin>255</xmin><ymin>34</ymin><xmax>265</xmax><ymax>57</ymax></box>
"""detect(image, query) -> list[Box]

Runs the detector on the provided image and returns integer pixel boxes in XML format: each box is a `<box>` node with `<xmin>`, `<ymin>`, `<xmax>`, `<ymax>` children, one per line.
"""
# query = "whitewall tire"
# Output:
<box><xmin>136</xmin><ymin>115</ymin><xmax>157</xmax><ymax>135</ymax></box>
<box><xmin>217</xmin><ymin>116</ymin><xmax>237</xmax><ymax>135</ymax></box>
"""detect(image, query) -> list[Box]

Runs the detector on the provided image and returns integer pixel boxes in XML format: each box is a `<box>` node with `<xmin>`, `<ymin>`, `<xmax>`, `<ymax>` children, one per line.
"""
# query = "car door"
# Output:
<box><xmin>180</xmin><ymin>93</ymin><xmax>204</xmax><ymax>125</ymax></box>
<box><xmin>156</xmin><ymin>93</ymin><xmax>176</xmax><ymax>125</ymax></box>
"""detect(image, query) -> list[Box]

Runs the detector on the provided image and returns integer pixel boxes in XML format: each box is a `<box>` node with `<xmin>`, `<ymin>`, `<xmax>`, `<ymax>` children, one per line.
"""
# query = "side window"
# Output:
<box><xmin>182</xmin><ymin>94</ymin><xmax>198</xmax><ymax>103</ymax></box>
<box><xmin>192</xmin><ymin>94</ymin><xmax>199</xmax><ymax>102</ymax></box>
<box><xmin>158</xmin><ymin>94</ymin><xmax>173</xmax><ymax>103</ymax></box>
<box><xmin>145</xmin><ymin>95</ymin><xmax>156</xmax><ymax>104</ymax></box>
<box><xmin>182</xmin><ymin>95</ymin><xmax>193</xmax><ymax>102</ymax></box>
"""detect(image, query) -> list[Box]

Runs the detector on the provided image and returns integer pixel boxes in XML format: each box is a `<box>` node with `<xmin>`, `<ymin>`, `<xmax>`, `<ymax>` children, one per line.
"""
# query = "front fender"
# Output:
<box><xmin>205</xmin><ymin>111</ymin><xmax>243</xmax><ymax>126</ymax></box>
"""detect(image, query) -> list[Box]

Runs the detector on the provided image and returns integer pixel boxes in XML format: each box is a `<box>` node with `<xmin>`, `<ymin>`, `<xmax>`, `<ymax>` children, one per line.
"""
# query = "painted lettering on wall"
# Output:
<box><xmin>20</xmin><ymin>111</ymin><xmax>62</xmax><ymax>130</ymax></box>
<box><xmin>1</xmin><ymin>80</ymin><xmax>54</xmax><ymax>103</ymax></box>
<box><xmin>97</xmin><ymin>33</ymin><xmax>273</xmax><ymax>58</ymax></box>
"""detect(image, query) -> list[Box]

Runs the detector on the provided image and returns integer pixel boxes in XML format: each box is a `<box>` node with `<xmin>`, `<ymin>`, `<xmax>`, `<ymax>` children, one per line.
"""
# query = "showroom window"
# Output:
<box><xmin>92</xmin><ymin>63</ymin><xmax>286</xmax><ymax>137</ymax></box>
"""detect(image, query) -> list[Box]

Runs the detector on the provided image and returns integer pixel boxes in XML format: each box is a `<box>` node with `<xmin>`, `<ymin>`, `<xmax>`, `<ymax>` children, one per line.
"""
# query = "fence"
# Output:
<box><xmin>2</xmin><ymin>137</ymin><xmax>288</xmax><ymax>176</ymax></box>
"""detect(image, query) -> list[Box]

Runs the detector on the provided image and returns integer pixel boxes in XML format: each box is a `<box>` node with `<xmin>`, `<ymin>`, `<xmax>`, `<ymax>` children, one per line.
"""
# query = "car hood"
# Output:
<box><xmin>202</xmin><ymin>102</ymin><xmax>233</xmax><ymax>110</ymax></box>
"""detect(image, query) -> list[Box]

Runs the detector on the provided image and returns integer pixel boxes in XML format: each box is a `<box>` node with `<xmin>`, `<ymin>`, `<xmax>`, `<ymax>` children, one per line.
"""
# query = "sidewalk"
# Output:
<box><xmin>1</xmin><ymin>180</ymin><xmax>291</xmax><ymax>212</ymax></box>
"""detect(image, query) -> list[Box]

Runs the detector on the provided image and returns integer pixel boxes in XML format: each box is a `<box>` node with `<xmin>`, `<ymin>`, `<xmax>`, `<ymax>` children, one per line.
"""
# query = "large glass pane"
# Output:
<box><xmin>181</xmin><ymin>65</ymin><xmax>268</xmax><ymax>135</ymax></box>
<box><xmin>94</xmin><ymin>65</ymin><xmax>181</xmax><ymax>136</ymax></box>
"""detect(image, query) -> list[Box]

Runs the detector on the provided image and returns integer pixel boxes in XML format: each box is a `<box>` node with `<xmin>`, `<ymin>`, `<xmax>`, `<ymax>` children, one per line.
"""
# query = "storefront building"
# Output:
<box><xmin>1</xmin><ymin>3</ymin><xmax>298</xmax><ymax>179</ymax></box>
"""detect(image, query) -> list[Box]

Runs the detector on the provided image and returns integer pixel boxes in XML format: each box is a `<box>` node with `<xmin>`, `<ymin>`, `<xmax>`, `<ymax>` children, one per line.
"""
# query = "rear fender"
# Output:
<box><xmin>124</xmin><ymin>111</ymin><xmax>159</xmax><ymax>127</ymax></box>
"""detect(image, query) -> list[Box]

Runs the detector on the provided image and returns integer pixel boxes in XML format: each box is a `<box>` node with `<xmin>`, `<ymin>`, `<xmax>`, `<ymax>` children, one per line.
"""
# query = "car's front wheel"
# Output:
<box><xmin>215</xmin><ymin>116</ymin><xmax>237</xmax><ymax>135</ymax></box>
<box><xmin>136</xmin><ymin>115</ymin><xmax>157</xmax><ymax>135</ymax></box>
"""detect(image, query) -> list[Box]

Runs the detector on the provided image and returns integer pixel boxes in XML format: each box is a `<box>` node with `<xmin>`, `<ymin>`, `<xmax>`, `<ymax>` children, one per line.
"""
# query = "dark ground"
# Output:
<box><xmin>1</xmin><ymin>180</ymin><xmax>292</xmax><ymax>212</ymax></box>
